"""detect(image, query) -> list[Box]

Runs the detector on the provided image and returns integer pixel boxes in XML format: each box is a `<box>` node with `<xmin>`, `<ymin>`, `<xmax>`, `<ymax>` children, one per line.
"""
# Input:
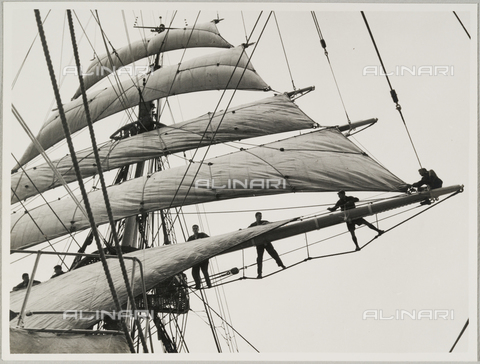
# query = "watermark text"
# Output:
<box><xmin>195</xmin><ymin>178</ymin><xmax>286</xmax><ymax>190</ymax></box>
<box><xmin>363</xmin><ymin>309</ymin><xmax>454</xmax><ymax>320</ymax></box>
<box><xmin>363</xmin><ymin>65</ymin><xmax>454</xmax><ymax>76</ymax></box>
<box><xmin>63</xmin><ymin>65</ymin><xmax>153</xmax><ymax>77</ymax></box>
<box><xmin>63</xmin><ymin>310</ymin><xmax>153</xmax><ymax>321</ymax></box>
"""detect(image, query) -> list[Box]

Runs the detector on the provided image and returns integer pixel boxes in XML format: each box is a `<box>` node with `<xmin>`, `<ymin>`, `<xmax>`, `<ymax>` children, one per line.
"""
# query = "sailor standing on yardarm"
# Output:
<box><xmin>248</xmin><ymin>212</ymin><xmax>286</xmax><ymax>278</ymax></box>
<box><xmin>188</xmin><ymin>224</ymin><xmax>212</xmax><ymax>289</ymax></box>
<box><xmin>328</xmin><ymin>190</ymin><xmax>384</xmax><ymax>251</ymax></box>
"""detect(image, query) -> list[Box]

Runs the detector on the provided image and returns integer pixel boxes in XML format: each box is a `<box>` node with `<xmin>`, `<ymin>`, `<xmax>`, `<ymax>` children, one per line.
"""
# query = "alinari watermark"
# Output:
<box><xmin>363</xmin><ymin>309</ymin><xmax>454</xmax><ymax>320</ymax></box>
<box><xmin>195</xmin><ymin>178</ymin><xmax>286</xmax><ymax>190</ymax></box>
<box><xmin>363</xmin><ymin>65</ymin><xmax>454</xmax><ymax>76</ymax></box>
<box><xmin>63</xmin><ymin>310</ymin><xmax>153</xmax><ymax>321</ymax></box>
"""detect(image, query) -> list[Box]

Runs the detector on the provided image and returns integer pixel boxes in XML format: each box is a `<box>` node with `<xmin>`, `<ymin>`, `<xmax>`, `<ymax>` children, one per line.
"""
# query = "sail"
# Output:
<box><xmin>10</xmin><ymin>328</ymin><xmax>130</xmax><ymax>353</ymax></box>
<box><xmin>11</xmin><ymin>128</ymin><xmax>408</xmax><ymax>249</ymax></box>
<box><xmin>11</xmin><ymin>94</ymin><xmax>316</xmax><ymax>203</ymax></box>
<box><xmin>14</xmin><ymin>45</ymin><xmax>269</xmax><ymax>169</ymax></box>
<box><xmin>72</xmin><ymin>20</ymin><xmax>233</xmax><ymax>99</ymax></box>
<box><xmin>10</xmin><ymin>220</ymin><xmax>290</xmax><ymax>330</ymax></box>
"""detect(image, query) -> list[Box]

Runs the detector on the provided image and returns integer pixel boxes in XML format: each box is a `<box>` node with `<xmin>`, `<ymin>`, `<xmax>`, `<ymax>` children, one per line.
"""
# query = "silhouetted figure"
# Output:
<box><xmin>409</xmin><ymin>168</ymin><xmax>443</xmax><ymax>205</ymax></box>
<box><xmin>411</xmin><ymin>168</ymin><xmax>443</xmax><ymax>190</ymax></box>
<box><xmin>12</xmin><ymin>273</ymin><xmax>41</xmax><ymax>291</ymax></box>
<box><xmin>188</xmin><ymin>225</ymin><xmax>212</xmax><ymax>289</ymax></box>
<box><xmin>248</xmin><ymin>212</ymin><xmax>286</xmax><ymax>278</ymax></box>
<box><xmin>50</xmin><ymin>265</ymin><xmax>65</xmax><ymax>279</ymax></box>
<box><xmin>328</xmin><ymin>190</ymin><xmax>384</xmax><ymax>251</ymax></box>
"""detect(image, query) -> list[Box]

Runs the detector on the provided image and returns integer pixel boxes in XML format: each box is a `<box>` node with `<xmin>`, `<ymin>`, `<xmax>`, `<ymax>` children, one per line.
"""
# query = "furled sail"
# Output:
<box><xmin>11</xmin><ymin>129</ymin><xmax>408</xmax><ymax>249</ymax></box>
<box><xmin>10</xmin><ymin>328</ymin><xmax>130</xmax><ymax>353</ymax></box>
<box><xmin>13</xmin><ymin>45</ymin><xmax>269</xmax><ymax>170</ymax></box>
<box><xmin>72</xmin><ymin>20</ymin><xmax>233</xmax><ymax>99</ymax></box>
<box><xmin>11</xmin><ymin>94</ymin><xmax>316</xmax><ymax>203</ymax></box>
<box><xmin>10</xmin><ymin>220</ymin><xmax>290</xmax><ymax>330</ymax></box>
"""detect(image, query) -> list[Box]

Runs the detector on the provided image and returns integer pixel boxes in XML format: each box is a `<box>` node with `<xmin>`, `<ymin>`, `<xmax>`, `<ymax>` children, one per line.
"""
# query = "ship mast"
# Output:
<box><xmin>82</xmin><ymin>17</ymin><xmax>186</xmax><ymax>352</ymax></box>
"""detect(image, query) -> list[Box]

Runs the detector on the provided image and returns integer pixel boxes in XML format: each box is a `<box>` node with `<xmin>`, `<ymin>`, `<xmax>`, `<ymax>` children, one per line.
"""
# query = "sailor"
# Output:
<box><xmin>12</xmin><ymin>273</ymin><xmax>41</xmax><ymax>291</ymax></box>
<box><xmin>50</xmin><ymin>265</ymin><xmax>65</xmax><ymax>279</ymax></box>
<box><xmin>248</xmin><ymin>212</ymin><xmax>286</xmax><ymax>279</ymax></box>
<box><xmin>327</xmin><ymin>190</ymin><xmax>384</xmax><ymax>251</ymax></box>
<box><xmin>188</xmin><ymin>225</ymin><xmax>212</xmax><ymax>289</ymax></box>
<box><xmin>408</xmin><ymin>168</ymin><xmax>443</xmax><ymax>205</ymax></box>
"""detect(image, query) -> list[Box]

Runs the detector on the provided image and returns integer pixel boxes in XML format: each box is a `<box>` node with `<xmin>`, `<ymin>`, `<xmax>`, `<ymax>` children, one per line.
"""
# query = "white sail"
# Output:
<box><xmin>72</xmin><ymin>20</ymin><xmax>232</xmax><ymax>99</ymax></box>
<box><xmin>10</xmin><ymin>220</ymin><xmax>290</xmax><ymax>330</ymax></box>
<box><xmin>10</xmin><ymin>128</ymin><xmax>407</xmax><ymax>249</ymax></box>
<box><xmin>14</xmin><ymin>45</ymin><xmax>269</xmax><ymax>169</ymax></box>
<box><xmin>10</xmin><ymin>328</ymin><xmax>130</xmax><ymax>353</ymax></box>
<box><xmin>11</xmin><ymin>94</ymin><xmax>316</xmax><ymax>203</ymax></box>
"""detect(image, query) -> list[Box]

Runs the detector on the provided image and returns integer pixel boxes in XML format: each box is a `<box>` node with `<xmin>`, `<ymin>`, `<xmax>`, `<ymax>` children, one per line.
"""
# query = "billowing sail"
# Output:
<box><xmin>11</xmin><ymin>129</ymin><xmax>408</xmax><ymax>249</ymax></box>
<box><xmin>72</xmin><ymin>20</ymin><xmax>233</xmax><ymax>99</ymax></box>
<box><xmin>10</xmin><ymin>220</ymin><xmax>290</xmax><ymax>330</ymax></box>
<box><xmin>11</xmin><ymin>94</ymin><xmax>316</xmax><ymax>203</ymax></box>
<box><xmin>14</xmin><ymin>45</ymin><xmax>269</xmax><ymax>170</ymax></box>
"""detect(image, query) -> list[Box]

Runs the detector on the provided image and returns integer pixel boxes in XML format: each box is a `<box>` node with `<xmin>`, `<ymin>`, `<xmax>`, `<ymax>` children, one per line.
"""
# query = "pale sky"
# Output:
<box><xmin>3</xmin><ymin>2</ymin><xmax>477</xmax><ymax>361</ymax></box>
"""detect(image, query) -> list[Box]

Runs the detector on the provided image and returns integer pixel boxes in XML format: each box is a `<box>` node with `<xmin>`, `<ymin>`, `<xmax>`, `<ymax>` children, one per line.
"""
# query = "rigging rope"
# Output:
<box><xmin>240</xmin><ymin>12</ymin><xmax>248</xmax><ymax>43</ymax></box>
<box><xmin>58</xmin><ymin>13</ymin><xmax>67</xmax><ymax>89</ymax></box>
<box><xmin>84</xmin><ymin>12</ymin><xmax>150</xmax><ymax>351</ymax></box>
<box><xmin>360</xmin><ymin>11</ymin><xmax>422</xmax><ymax>168</ymax></box>
<box><xmin>452</xmin><ymin>11</ymin><xmax>471</xmax><ymax>39</ymax></box>
<box><xmin>68</xmin><ymin>11</ymin><xmax>136</xmax><ymax>125</ymax></box>
<box><xmin>164</xmin><ymin>11</ymin><xmax>272</xmax><ymax>233</ymax></box>
<box><xmin>121</xmin><ymin>10</ymin><xmax>136</xmax><ymax>68</ymax></box>
<box><xmin>34</xmin><ymin>8</ymin><xmax>136</xmax><ymax>353</ymax></box>
<box><xmin>10</xmin><ymin>189</ymin><xmax>71</xmax><ymax>266</ymax></box>
<box><xmin>273</xmin><ymin>12</ymin><xmax>296</xmax><ymax>91</ymax></box>
<box><xmin>12</xmin><ymin>10</ymin><xmax>51</xmax><ymax>89</ymax></box>
<box><xmin>17</xmin><ymin>22</ymin><xmax>118</xmax><ymax>175</ymax></box>
<box><xmin>91</xmin><ymin>10</ymin><xmax>138</xmax><ymax>122</ymax></box>
<box><xmin>449</xmin><ymin>318</ymin><xmax>469</xmax><ymax>352</ymax></box>
<box><xmin>311</xmin><ymin>11</ymin><xmax>351</xmax><ymax>125</ymax></box>
<box><xmin>11</xmin><ymin>154</ymin><xmax>82</xmax><ymax>253</ymax></box>
<box><xmin>210</xmin><ymin>255</ymin><xmax>240</xmax><ymax>352</ymax></box>
<box><xmin>11</xmin><ymin>104</ymin><xmax>90</xmax><ymax>220</ymax></box>
<box><xmin>170</xmin><ymin>311</ymin><xmax>189</xmax><ymax>352</ymax></box>
<box><xmin>152</xmin><ymin>11</ymin><xmax>199</xmax><ymax>122</ymax></box>
<box><xmin>200</xmin><ymin>289</ymin><xmax>222</xmax><ymax>352</ymax></box>
<box><xmin>210</xmin><ymin>190</ymin><xmax>461</xmax><ymax>285</ymax></box>
<box><xmin>190</xmin><ymin>289</ymin><xmax>260</xmax><ymax>352</ymax></box>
